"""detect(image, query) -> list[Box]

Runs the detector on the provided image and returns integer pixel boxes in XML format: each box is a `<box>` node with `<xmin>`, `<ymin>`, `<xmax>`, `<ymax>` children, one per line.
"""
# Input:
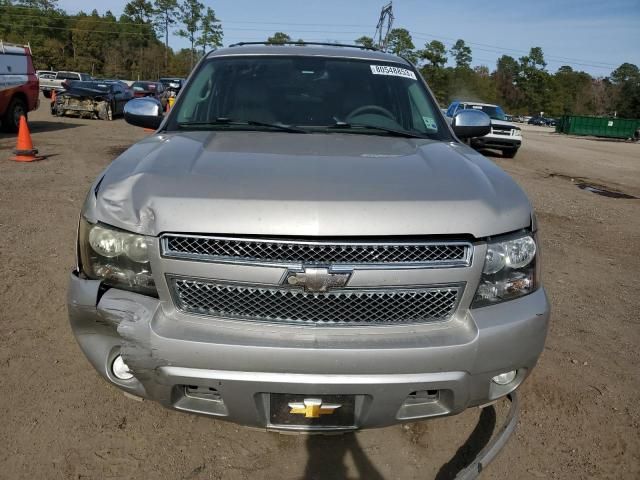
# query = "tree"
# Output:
<box><xmin>355</xmin><ymin>36</ymin><xmax>375</xmax><ymax>49</ymax></box>
<box><xmin>154</xmin><ymin>0</ymin><xmax>179</xmax><ymax>69</ymax></box>
<box><xmin>518</xmin><ymin>47</ymin><xmax>552</xmax><ymax>114</ymax></box>
<box><xmin>16</xmin><ymin>0</ymin><xmax>58</xmax><ymax>9</ymax></box>
<box><xmin>124</xmin><ymin>0</ymin><xmax>153</xmax><ymax>23</ymax></box>
<box><xmin>450</xmin><ymin>39</ymin><xmax>472</xmax><ymax>69</ymax></box>
<box><xmin>267</xmin><ymin>32</ymin><xmax>291</xmax><ymax>44</ymax></box>
<box><xmin>123</xmin><ymin>0</ymin><xmax>155</xmax><ymax>79</ymax></box>
<box><xmin>196</xmin><ymin>7</ymin><xmax>223</xmax><ymax>54</ymax></box>
<box><xmin>527</xmin><ymin>46</ymin><xmax>547</xmax><ymax>69</ymax></box>
<box><xmin>417</xmin><ymin>41</ymin><xmax>448</xmax><ymax>103</ymax></box>
<box><xmin>609</xmin><ymin>63</ymin><xmax>640</xmax><ymax>117</ymax></box>
<box><xmin>71</xmin><ymin>12</ymin><xmax>108</xmax><ymax>75</ymax></box>
<box><xmin>386</xmin><ymin>28</ymin><xmax>416</xmax><ymax>63</ymax></box>
<box><xmin>419</xmin><ymin>40</ymin><xmax>447</xmax><ymax>68</ymax></box>
<box><xmin>552</xmin><ymin>65</ymin><xmax>595</xmax><ymax>115</ymax></box>
<box><xmin>176</xmin><ymin>0</ymin><xmax>204</xmax><ymax>69</ymax></box>
<box><xmin>494</xmin><ymin>55</ymin><xmax>521</xmax><ymax>111</ymax></box>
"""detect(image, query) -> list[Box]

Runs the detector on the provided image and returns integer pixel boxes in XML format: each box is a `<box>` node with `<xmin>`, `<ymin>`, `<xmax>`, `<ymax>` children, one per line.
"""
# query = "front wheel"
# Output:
<box><xmin>1</xmin><ymin>97</ymin><xmax>27</xmax><ymax>133</ymax></box>
<box><xmin>97</xmin><ymin>102</ymin><xmax>113</xmax><ymax>121</ymax></box>
<box><xmin>502</xmin><ymin>148</ymin><xmax>518</xmax><ymax>158</ymax></box>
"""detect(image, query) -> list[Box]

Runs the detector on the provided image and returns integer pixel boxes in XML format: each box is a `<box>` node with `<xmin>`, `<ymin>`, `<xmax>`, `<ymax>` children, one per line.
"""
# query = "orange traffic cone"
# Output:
<box><xmin>9</xmin><ymin>116</ymin><xmax>44</xmax><ymax>162</ymax></box>
<box><xmin>51</xmin><ymin>89</ymin><xmax>56</xmax><ymax>103</ymax></box>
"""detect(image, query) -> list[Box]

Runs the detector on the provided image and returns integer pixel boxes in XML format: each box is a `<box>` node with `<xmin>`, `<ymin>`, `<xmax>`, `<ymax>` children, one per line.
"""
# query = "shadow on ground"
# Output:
<box><xmin>0</xmin><ymin>121</ymin><xmax>81</xmax><ymax>143</ymax></box>
<box><xmin>477</xmin><ymin>148</ymin><xmax>512</xmax><ymax>159</ymax></box>
<box><xmin>302</xmin><ymin>406</ymin><xmax>497</xmax><ymax>480</ymax></box>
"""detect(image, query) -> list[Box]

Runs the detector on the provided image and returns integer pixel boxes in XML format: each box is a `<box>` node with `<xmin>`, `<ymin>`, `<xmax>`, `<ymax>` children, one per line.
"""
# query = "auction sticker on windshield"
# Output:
<box><xmin>370</xmin><ymin>65</ymin><xmax>417</xmax><ymax>80</ymax></box>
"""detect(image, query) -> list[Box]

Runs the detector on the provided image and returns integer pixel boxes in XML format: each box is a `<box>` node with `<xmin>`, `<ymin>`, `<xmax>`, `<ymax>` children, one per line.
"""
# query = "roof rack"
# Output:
<box><xmin>0</xmin><ymin>40</ymin><xmax>32</xmax><ymax>54</ymax></box>
<box><xmin>228</xmin><ymin>41</ymin><xmax>380</xmax><ymax>51</ymax></box>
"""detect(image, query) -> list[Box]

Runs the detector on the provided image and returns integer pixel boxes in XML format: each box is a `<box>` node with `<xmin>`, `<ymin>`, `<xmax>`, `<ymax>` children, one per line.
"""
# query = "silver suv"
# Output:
<box><xmin>68</xmin><ymin>44</ymin><xmax>549</xmax><ymax>450</ymax></box>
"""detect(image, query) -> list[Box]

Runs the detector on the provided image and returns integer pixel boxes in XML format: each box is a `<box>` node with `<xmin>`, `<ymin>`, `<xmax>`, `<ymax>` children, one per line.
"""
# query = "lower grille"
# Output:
<box><xmin>170</xmin><ymin>278</ymin><xmax>462</xmax><ymax>325</ymax></box>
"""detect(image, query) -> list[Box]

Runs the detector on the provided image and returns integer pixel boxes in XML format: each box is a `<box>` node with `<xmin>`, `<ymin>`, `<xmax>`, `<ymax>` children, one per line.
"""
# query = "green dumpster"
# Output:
<box><xmin>556</xmin><ymin>115</ymin><xmax>639</xmax><ymax>139</ymax></box>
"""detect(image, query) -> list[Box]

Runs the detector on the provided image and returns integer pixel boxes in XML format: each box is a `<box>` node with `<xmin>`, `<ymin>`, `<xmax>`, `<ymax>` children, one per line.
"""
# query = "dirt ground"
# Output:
<box><xmin>0</xmin><ymin>100</ymin><xmax>638</xmax><ymax>479</ymax></box>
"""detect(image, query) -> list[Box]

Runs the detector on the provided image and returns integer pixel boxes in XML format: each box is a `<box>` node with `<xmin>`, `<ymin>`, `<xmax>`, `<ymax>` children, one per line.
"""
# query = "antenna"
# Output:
<box><xmin>374</xmin><ymin>2</ymin><xmax>394</xmax><ymax>51</ymax></box>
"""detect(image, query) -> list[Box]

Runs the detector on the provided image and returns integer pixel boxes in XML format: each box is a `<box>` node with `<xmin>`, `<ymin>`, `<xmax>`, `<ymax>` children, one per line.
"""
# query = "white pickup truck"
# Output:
<box><xmin>41</xmin><ymin>70</ymin><xmax>91</xmax><ymax>97</ymax></box>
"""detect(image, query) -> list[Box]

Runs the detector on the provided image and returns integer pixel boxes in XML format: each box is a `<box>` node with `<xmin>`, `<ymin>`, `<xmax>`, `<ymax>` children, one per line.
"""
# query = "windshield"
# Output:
<box><xmin>68</xmin><ymin>81</ymin><xmax>111</xmax><ymax>92</ymax></box>
<box><xmin>168</xmin><ymin>56</ymin><xmax>448</xmax><ymax>139</ymax></box>
<box><xmin>462</xmin><ymin>104</ymin><xmax>506</xmax><ymax>121</ymax></box>
<box><xmin>57</xmin><ymin>72</ymin><xmax>80</xmax><ymax>80</ymax></box>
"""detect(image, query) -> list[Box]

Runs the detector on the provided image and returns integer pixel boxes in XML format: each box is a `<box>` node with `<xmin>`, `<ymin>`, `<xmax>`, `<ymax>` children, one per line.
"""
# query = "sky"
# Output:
<box><xmin>56</xmin><ymin>0</ymin><xmax>640</xmax><ymax>76</ymax></box>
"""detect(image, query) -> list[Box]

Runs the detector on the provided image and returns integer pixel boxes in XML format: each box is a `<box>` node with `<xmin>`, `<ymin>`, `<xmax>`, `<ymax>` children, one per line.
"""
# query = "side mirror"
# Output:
<box><xmin>451</xmin><ymin>110</ymin><xmax>491</xmax><ymax>139</ymax></box>
<box><xmin>124</xmin><ymin>97</ymin><xmax>163</xmax><ymax>130</ymax></box>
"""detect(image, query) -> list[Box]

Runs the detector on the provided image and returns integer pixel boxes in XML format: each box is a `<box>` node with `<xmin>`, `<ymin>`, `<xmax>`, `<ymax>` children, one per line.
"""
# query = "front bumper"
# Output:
<box><xmin>68</xmin><ymin>272</ymin><xmax>549</xmax><ymax>430</ymax></box>
<box><xmin>471</xmin><ymin>134</ymin><xmax>521</xmax><ymax>151</ymax></box>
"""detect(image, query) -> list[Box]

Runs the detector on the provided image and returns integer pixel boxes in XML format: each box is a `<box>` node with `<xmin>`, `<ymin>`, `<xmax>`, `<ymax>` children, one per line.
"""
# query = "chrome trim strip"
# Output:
<box><xmin>158</xmin><ymin>366</ymin><xmax>466</xmax><ymax>385</ymax></box>
<box><xmin>160</xmin><ymin>234</ymin><xmax>473</xmax><ymax>269</ymax></box>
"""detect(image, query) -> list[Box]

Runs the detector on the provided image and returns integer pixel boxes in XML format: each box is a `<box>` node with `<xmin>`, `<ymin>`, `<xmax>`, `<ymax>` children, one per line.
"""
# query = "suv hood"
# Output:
<box><xmin>87</xmin><ymin>131</ymin><xmax>532</xmax><ymax>238</ymax></box>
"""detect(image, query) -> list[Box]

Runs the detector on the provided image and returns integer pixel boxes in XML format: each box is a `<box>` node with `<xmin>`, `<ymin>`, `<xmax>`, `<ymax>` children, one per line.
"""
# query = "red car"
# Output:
<box><xmin>130</xmin><ymin>81</ymin><xmax>168</xmax><ymax>109</ymax></box>
<box><xmin>0</xmin><ymin>41</ymin><xmax>39</xmax><ymax>132</ymax></box>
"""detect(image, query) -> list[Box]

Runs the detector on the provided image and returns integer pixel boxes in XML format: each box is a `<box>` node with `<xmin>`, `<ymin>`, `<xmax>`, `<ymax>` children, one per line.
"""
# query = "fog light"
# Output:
<box><xmin>112</xmin><ymin>355</ymin><xmax>133</xmax><ymax>380</ymax></box>
<box><xmin>492</xmin><ymin>370</ymin><xmax>517</xmax><ymax>385</ymax></box>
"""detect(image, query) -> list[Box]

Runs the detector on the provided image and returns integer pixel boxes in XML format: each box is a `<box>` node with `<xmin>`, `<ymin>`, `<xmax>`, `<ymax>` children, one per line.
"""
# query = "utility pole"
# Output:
<box><xmin>374</xmin><ymin>2</ymin><xmax>394</xmax><ymax>51</ymax></box>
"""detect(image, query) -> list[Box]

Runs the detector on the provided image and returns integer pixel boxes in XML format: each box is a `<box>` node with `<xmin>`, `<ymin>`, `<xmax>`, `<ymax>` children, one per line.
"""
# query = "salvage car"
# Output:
<box><xmin>131</xmin><ymin>81</ymin><xmax>167</xmax><ymax>108</ymax></box>
<box><xmin>69</xmin><ymin>43</ymin><xmax>549</xmax><ymax>466</ymax></box>
<box><xmin>528</xmin><ymin>116</ymin><xmax>547</xmax><ymax>126</ymax></box>
<box><xmin>159</xmin><ymin>77</ymin><xmax>185</xmax><ymax>92</ymax></box>
<box><xmin>52</xmin><ymin>80</ymin><xmax>133</xmax><ymax>120</ymax></box>
<box><xmin>446</xmin><ymin>101</ymin><xmax>522</xmax><ymax>158</ymax></box>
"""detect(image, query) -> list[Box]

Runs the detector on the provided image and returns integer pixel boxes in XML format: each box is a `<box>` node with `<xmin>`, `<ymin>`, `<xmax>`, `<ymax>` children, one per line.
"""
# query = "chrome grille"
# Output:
<box><xmin>162</xmin><ymin>235</ymin><xmax>471</xmax><ymax>266</ymax></box>
<box><xmin>170</xmin><ymin>278</ymin><xmax>462</xmax><ymax>325</ymax></box>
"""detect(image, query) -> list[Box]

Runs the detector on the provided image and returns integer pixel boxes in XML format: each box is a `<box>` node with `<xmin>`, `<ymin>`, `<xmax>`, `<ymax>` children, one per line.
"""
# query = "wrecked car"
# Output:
<box><xmin>52</xmin><ymin>81</ymin><xmax>133</xmax><ymax>120</ymax></box>
<box><xmin>131</xmin><ymin>81</ymin><xmax>168</xmax><ymax>109</ymax></box>
<box><xmin>68</xmin><ymin>43</ymin><xmax>549</xmax><ymax>467</ymax></box>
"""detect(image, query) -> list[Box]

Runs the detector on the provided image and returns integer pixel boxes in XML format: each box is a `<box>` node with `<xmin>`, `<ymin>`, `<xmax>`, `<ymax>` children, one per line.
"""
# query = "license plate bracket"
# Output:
<box><xmin>269</xmin><ymin>393</ymin><xmax>356</xmax><ymax>428</ymax></box>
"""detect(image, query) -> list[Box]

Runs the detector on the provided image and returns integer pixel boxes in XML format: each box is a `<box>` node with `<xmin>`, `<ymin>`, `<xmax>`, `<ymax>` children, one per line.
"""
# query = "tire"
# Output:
<box><xmin>97</xmin><ymin>102</ymin><xmax>113</xmax><ymax>121</ymax></box>
<box><xmin>503</xmin><ymin>148</ymin><xmax>518</xmax><ymax>158</ymax></box>
<box><xmin>1</xmin><ymin>97</ymin><xmax>27</xmax><ymax>133</ymax></box>
<box><xmin>43</xmin><ymin>90</ymin><xmax>52</xmax><ymax>99</ymax></box>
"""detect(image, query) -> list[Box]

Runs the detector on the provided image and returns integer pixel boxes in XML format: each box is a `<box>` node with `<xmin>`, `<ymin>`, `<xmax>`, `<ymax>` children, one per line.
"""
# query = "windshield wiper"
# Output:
<box><xmin>326</xmin><ymin>121</ymin><xmax>427</xmax><ymax>139</ymax></box>
<box><xmin>178</xmin><ymin>117</ymin><xmax>307</xmax><ymax>133</ymax></box>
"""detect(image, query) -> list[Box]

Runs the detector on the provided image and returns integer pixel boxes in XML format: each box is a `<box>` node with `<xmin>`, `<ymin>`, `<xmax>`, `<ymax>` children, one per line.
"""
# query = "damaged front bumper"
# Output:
<box><xmin>68</xmin><ymin>271</ymin><xmax>549</xmax><ymax>432</ymax></box>
<box><xmin>53</xmin><ymin>97</ymin><xmax>112</xmax><ymax>120</ymax></box>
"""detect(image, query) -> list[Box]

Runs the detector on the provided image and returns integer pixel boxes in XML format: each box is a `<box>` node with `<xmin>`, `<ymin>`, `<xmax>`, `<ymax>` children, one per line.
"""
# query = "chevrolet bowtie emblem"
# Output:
<box><xmin>288</xmin><ymin>398</ymin><xmax>342</xmax><ymax>418</ymax></box>
<box><xmin>285</xmin><ymin>267</ymin><xmax>351</xmax><ymax>292</ymax></box>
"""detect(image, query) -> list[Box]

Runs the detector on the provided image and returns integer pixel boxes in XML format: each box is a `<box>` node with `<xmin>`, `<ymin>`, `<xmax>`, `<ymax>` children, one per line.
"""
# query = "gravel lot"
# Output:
<box><xmin>0</xmin><ymin>101</ymin><xmax>638</xmax><ymax>479</ymax></box>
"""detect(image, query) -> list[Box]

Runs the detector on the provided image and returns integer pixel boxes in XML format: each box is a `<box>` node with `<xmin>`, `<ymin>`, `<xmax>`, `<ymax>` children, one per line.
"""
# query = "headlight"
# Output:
<box><xmin>78</xmin><ymin>218</ymin><xmax>157</xmax><ymax>296</ymax></box>
<box><xmin>472</xmin><ymin>232</ymin><xmax>538</xmax><ymax>307</ymax></box>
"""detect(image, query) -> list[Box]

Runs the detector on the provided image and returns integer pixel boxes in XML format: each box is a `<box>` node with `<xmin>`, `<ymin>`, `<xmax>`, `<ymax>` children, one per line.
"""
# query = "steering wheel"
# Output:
<box><xmin>346</xmin><ymin>105</ymin><xmax>396</xmax><ymax>122</ymax></box>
